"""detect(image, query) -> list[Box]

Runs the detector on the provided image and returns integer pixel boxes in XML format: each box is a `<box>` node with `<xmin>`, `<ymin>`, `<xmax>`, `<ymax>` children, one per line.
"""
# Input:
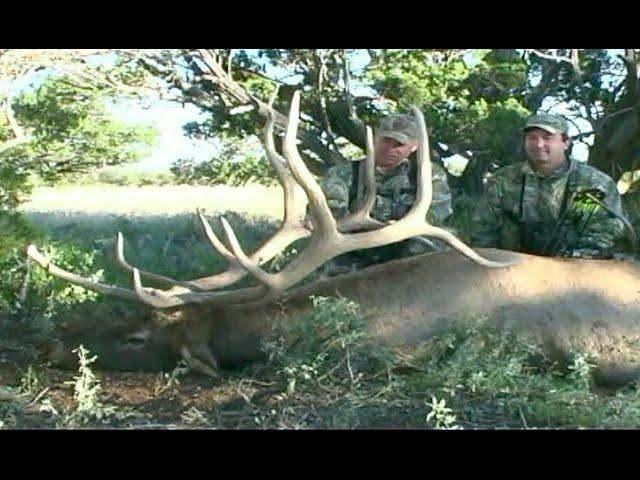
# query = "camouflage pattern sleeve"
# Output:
<box><xmin>429</xmin><ymin>162</ymin><xmax>453</xmax><ymax>225</ymax></box>
<box><xmin>394</xmin><ymin>162</ymin><xmax>452</xmax><ymax>225</ymax></box>
<box><xmin>570</xmin><ymin>171</ymin><xmax>628</xmax><ymax>257</ymax></box>
<box><xmin>319</xmin><ymin>162</ymin><xmax>353</xmax><ymax>218</ymax></box>
<box><xmin>469</xmin><ymin>177</ymin><xmax>505</xmax><ymax>248</ymax></box>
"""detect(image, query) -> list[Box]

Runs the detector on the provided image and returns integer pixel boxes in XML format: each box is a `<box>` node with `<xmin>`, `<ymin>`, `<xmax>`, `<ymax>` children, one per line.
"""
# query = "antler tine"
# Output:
<box><xmin>196</xmin><ymin>211</ymin><xmax>236</xmax><ymax>262</ymax></box>
<box><xmin>263</xmin><ymin>87</ymin><xmax>307</xmax><ymax>225</ymax></box>
<box><xmin>27</xmin><ymin>244</ymin><xmax>140</xmax><ymax>302</ymax></box>
<box><xmin>404</xmin><ymin>104</ymin><xmax>433</xmax><ymax>221</ymax></box>
<box><xmin>335</xmin><ymin>126</ymin><xmax>387</xmax><ymax>233</ymax></box>
<box><xmin>131</xmin><ymin>266</ymin><xmax>271</xmax><ymax>308</ymax></box>
<box><xmin>115</xmin><ymin>232</ymin><xmax>206</xmax><ymax>292</ymax></box>
<box><xmin>361</xmin><ymin>126</ymin><xmax>378</xmax><ymax>216</ymax></box>
<box><xmin>29</xmin><ymin>239</ymin><xmax>271</xmax><ymax>309</ymax></box>
<box><xmin>282</xmin><ymin>90</ymin><xmax>337</xmax><ymax>237</ymax></box>
<box><xmin>219</xmin><ymin>217</ymin><xmax>277</xmax><ymax>290</ymax></box>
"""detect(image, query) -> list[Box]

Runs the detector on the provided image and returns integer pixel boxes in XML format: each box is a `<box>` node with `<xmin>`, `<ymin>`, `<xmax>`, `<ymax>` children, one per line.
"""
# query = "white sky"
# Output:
<box><xmin>109</xmin><ymin>100</ymin><xmax>213</xmax><ymax>171</ymax></box>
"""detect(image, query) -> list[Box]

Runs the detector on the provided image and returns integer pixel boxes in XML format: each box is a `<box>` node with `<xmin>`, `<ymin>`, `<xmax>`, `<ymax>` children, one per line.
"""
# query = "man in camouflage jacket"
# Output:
<box><xmin>320</xmin><ymin>113</ymin><xmax>453</xmax><ymax>272</ymax></box>
<box><xmin>471</xmin><ymin>113</ymin><xmax>630</xmax><ymax>258</ymax></box>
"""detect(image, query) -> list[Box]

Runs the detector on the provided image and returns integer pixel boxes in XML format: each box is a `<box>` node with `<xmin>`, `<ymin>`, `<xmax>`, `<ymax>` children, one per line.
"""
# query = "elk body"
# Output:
<box><xmin>27</xmin><ymin>80</ymin><xmax>640</xmax><ymax>385</ymax></box>
<box><xmin>39</xmin><ymin>248</ymin><xmax>640</xmax><ymax>385</ymax></box>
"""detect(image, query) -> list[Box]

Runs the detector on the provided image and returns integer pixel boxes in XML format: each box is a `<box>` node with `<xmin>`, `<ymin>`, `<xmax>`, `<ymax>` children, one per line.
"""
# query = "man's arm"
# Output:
<box><xmin>429</xmin><ymin>163</ymin><xmax>453</xmax><ymax>225</ymax></box>
<box><xmin>469</xmin><ymin>179</ymin><xmax>505</xmax><ymax>248</ymax></box>
<box><xmin>395</xmin><ymin>162</ymin><xmax>453</xmax><ymax>225</ymax></box>
<box><xmin>570</xmin><ymin>179</ymin><xmax>629</xmax><ymax>257</ymax></box>
<box><xmin>319</xmin><ymin>162</ymin><xmax>353</xmax><ymax>218</ymax></box>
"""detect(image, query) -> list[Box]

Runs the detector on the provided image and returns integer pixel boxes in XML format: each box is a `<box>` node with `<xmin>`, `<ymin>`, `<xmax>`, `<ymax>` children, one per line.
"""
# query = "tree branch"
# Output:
<box><xmin>189</xmin><ymin>49</ymin><xmax>344</xmax><ymax>168</ymax></box>
<box><xmin>316</xmin><ymin>50</ymin><xmax>340</xmax><ymax>155</ymax></box>
<box><xmin>526</xmin><ymin>49</ymin><xmax>575</xmax><ymax>65</ymax></box>
<box><xmin>342</xmin><ymin>50</ymin><xmax>356</xmax><ymax>118</ymax></box>
<box><xmin>4</xmin><ymin>89</ymin><xmax>26</xmax><ymax>142</ymax></box>
<box><xmin>0</xmin><ymin>137</ymin><xmax>32</xmax><ymax>155</ymax></box>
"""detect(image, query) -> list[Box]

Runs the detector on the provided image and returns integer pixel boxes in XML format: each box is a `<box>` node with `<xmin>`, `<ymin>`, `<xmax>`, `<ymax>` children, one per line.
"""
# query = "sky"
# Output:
<box><xmin>3</xmin><ymin>49</ymin><xmax>627</xmax><ymax>174</ymax></box>
<box><xmin>109</xmin><ymin>100</ymin><xmax>213</xmax><ymax>172</ymax></box>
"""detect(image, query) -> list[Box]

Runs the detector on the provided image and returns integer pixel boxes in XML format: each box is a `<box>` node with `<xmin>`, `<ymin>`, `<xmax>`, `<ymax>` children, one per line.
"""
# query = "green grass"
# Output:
<box><xmin>3</xmin><ymin>182</ymin><xmax>301</xmax><ymax>322</ymax></box>
<box><xmin>23</xmin><ymin>210</ymin><xmax>286</xmax><ymax>297</ymax></box>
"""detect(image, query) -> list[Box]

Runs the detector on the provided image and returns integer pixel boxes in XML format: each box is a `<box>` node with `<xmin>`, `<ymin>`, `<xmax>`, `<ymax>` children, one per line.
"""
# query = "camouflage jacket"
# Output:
<box><xmin>320</xmin><ymin>158</ymin><xmax>453</xmax><ymax>225</ymax></box>
<box><xmin>470</xmin><ymin>158</ymin><xmax>629</xmax><ymax>257</ymax></box>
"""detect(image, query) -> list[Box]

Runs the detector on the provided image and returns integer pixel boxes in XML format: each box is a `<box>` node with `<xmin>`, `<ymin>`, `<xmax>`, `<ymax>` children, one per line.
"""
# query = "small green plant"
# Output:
<box><xmin>19</xmin><ymin>365</ymin><xmax>42</xmax><ymax>396</ymax></box>
<box><xmin>265</xmin><ymin>295</ymin><xmax>388</xmax><ymax>389</ymax></box>
<box><xmin>426</xmin><ymin>396</ymin><xmax>461</xmax><ymax>429</ymax></box>
<box><xmin>257</xmin><ymin>295</ymin><xmax>402</xmax><ymax>428</ymax></box>
<box><xmin>62</xmin><ymin>345</ymin><xmax>113</xmax><ymax>426</ymax></box>
<box><xmin>567</xmin><ymin>351</ymin><xmax>596</xmax><ymax>390</ymax></box>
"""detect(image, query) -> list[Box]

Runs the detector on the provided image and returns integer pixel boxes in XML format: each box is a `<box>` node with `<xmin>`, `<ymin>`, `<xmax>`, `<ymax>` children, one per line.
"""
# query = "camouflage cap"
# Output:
<box><xmin>523</xmin><ymin>113</ymin><xmax>569</xmax><ymax>135</ymax></box>
<box><xmin>378</xmin><ymin>114</ymin><xmax>419</xmax><ymax>144</ymax></box>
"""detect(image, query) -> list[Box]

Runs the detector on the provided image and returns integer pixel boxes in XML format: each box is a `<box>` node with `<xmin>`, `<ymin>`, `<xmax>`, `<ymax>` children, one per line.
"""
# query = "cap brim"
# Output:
<box><xmin>379</xmin><ymin>131</ymin><xmax>415</xmax><ymax>144</ymax></box>
<box><xmin>522</xmin><ymin>124</ymin><xmax>562</xmax><ymax>134</ymax></box>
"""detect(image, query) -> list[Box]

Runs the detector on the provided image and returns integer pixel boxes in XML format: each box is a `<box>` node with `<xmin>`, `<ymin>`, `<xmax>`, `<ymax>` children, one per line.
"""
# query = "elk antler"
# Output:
<box><xmin>26</xmin><ymin>89</ymin><xmax>312</xmax><ymax>308</ymax></box>
<box><xmin>334</xmin><ymin>125</ymin><xmax>387</xmax><ymax>233</ymax></box>
<box><xmin>114</xmin><ymin>89</ymin><xmax>311</xmax><ymax>294</ymax></box>
<box><xmin>219</xmin><ymin>91</ymin><xmax>517</xmax><ymax>296</ymax></box>
<box><xmin>27</xmin><ymin>89</ymin><xmax>515</xmax><ymax>310</ymax></box>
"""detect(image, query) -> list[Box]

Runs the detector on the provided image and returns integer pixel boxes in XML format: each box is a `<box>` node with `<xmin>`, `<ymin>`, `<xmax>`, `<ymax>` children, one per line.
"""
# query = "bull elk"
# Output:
<box><xmin>27</xmin><ymin>91</ymin><xmax>640</xmax><ymax>385</ymax></box>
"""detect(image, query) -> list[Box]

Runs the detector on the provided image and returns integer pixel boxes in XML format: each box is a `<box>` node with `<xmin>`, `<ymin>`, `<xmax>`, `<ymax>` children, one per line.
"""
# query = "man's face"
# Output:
<box><xmin>374</xmin><ymin>136</ymin><xmax>417</xmax><ymax>170</ymax></box>
<box><xmin>524</xmin><ymin>128</ymin><xmax>570</xmax><ymax>175</ymax></box>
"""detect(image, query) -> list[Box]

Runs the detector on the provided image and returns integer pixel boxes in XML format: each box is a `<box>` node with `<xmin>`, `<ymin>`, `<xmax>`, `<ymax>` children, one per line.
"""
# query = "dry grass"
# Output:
<box><xmin>20</xmin><ymin>184</ymin><xmax>299</xmax><ymax>218</ymax></box>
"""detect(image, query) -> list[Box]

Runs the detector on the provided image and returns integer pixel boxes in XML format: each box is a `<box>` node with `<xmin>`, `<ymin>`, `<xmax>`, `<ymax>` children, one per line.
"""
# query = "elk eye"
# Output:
<box><xmin>121</xmin><ymin>333</ymin><xmax>149</xmax><ymax>348</ymax></box>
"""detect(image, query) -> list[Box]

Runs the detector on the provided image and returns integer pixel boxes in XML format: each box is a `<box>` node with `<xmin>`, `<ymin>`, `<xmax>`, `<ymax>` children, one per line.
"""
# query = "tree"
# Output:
<box><xmin>522</xmin><ymin>49</ymin><xmax>639</xmax><ymax>182</ymax></box>
<box><xmin>135</xmin><ymin>49</ymin><xmax>533</xmax><ymax>199</ymax></box>
<box><xmin>0</xmin><ymin>49</ymin><xmax>163</xmax><ymax>315</ymax></box>
<box><xmin>134</xmin><ymin>49</ymin><xmax>639</xmax><ymax>196</ymax></box>
<box><xmin>0</xmin><ymin>50</ymin><xmax>160</xmax><ymax>212</ymax></box>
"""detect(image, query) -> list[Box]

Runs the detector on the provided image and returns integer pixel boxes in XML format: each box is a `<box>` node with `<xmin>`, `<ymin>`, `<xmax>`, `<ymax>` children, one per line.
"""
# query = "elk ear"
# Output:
<box><xmin>180</xmin><ymin>342</ymin><xmax>220</xmax><ymax>378</ymax></box>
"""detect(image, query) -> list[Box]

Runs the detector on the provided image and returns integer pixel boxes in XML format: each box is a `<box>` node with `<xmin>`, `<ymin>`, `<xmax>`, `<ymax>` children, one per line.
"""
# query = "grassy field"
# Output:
<box><xmin>17</xmin><ymin>184</ymin><xmax>304</xmax><ymax>290</ymax></box>
<box><xmin>20</xmin><ymin>184</ymin><xmax>295</xmax><ymax>218</ymax></box>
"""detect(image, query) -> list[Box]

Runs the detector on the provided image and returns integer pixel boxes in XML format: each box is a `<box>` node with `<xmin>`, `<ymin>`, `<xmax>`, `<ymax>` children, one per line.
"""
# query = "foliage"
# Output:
<box><xmin>3</xmin><ymin>76</ymin><xmax>159</xmax><ymax>182</ymax></box>
<box><xmin>135</xmin><ymin>49</ymin><xmax>640</xmax><ymax>204</ymax></box>
<box><xmin>253</xmin><ymin>308</ymin><xmax>640</xmax><ymax>429</ymax></box>
<box><xmin>171</xmin><ymin>136</ymin><xmax>277</xmax><ymax>187</ymax></box>
<box><xmin>62</xmin><ymin>345</ymin><xmax>114</xmax><ymax>426</ymax></box>
<box><xmin>0</xmin><ymin>59</ymin><xmax>160</xmax><ymax>228</ymax></box>
<box><xmin>0</xmin><ymin>239</ymin><xmax>102</xmax><ymax>319</ymax></box>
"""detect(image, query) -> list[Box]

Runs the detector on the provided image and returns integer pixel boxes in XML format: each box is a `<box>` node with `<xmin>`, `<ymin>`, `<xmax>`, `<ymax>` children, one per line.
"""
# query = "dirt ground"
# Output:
<box><xmin>0</xmin><ymin>328</ymin><xmax>276</xmax><ymax>429</ymax></box>
<box><xmin>0</xmin><ymin>316</ymin><xmax>434</xmax><ymax>430</ymax></box>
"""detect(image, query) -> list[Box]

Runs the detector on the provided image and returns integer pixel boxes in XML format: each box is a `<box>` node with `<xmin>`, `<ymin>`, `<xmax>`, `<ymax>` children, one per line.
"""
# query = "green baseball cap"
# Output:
<box><xmin>523</xmin><ymin>113</ymin><xmax>569</xmax><ymax>135</ymax></box>
<box><xmin>378</xmin><ymin>114</ymin><xmax>419</xmax><ymax>144</ymax></box>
